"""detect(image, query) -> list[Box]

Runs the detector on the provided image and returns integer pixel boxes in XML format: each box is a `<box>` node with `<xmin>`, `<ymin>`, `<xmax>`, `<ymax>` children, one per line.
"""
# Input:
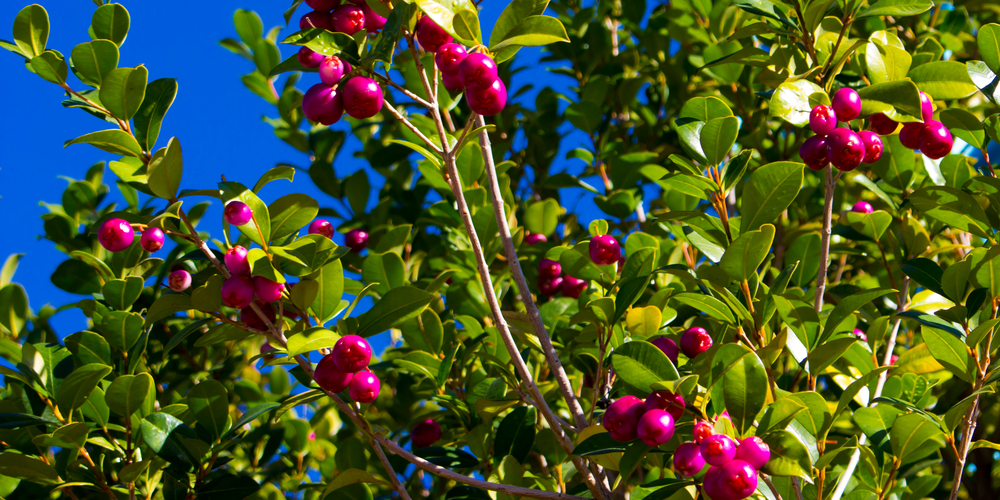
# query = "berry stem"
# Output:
<box><xmin>813</xmin><ymin>166</ymin><xmax>836</xmax><ymax>312</ymax></box>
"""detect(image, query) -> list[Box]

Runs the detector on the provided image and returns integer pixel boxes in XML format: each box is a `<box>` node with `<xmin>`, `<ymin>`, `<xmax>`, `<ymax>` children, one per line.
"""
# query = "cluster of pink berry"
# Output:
<box><xmin>411</xmin><ymin>418</ymin><xmax>442</xmax><ymax>449</ymax></box>
<box><xmin>315</xmin><ymin>334</ymin><xmax>381</xmax><ymax>403</ymax></box>
<box><xmin>603</xmin><ymin>390</ymin><xmax>682</xmax><ymax>445</ymax></box>
<box><xmin>537</xmin><ymin>258</ymin><xmax>588</xmax><ymax>299</ymax></box>
<box><xmin>423</xmin><ymin>18</ymin><xmax>507</xmax><ymax>116</ymax></box>
<box><xmin>298</xmin><ymin>0</ymin><xmax>385</xmax><ymax>37</ymax></box>
<box><xmin>883</xmin><ymin>92</ymin><xmax>954</xmax><ymax>159</ymax></box>
<box><xmin>647</xmin><ymin>326</ymin><xmax>713</xmax><ymax>365</ymax></box>
<box><xmin>674</xmin><ymin>425</ymin><xmax>771</xmax><ymax>500</ymax></box>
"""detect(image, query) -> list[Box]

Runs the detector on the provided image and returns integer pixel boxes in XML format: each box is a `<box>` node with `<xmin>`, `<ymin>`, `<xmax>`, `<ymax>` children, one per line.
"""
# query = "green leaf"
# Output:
<box><xmin>0</xmin><ymin>254</ymin><xmax>22</xmax><ymax>288</ymax></box>
<box><xmin>611</xmin><ymin>340</ymin><xmax>680</xmax><ymax>393</ymax></box>
<box><xmin>286</xmin><ymin>327</ymin><xmax>340</xmax><ymax>356</ymax></box>
<box><xmin>573</xmin><ymin>432</ymin><xmax>628</xmax><ymax>455</ymax></box>
<box><xmin>857</xmin><ymin>0</ymin><xmax>933</xmax><ymax>18</ymax></box>
<box><xmin>939</xmin><ymin>109</ymin><xmax>986</xmax><ymax>150</ymax></box>
<box><xmin>356</xmin><ymin>286</ymin><xmax>435</xmax><ymax>338</ymax></box>
<box><xmin>978</xmin><ymin>24</ymin><xmax>1000</xmax><ymax>73</ymax></box>
<box><xmin>402</xmin><ymin>309</ymin><xmax>443</xmax><ymax>355</ymax></box>
<box><xmin>92</xmin><ymin>3</ymin><xmax>130</xmax><ymax>45</ymax></box>
<box><xmin>613</xmin><ymin>276</ymin><xmax>651</xmax><ymax>324</ymax></box>
<box><xmin>146</xmin><ymin>137</ymin><xmax>182</xmax><ymax>199</ymax></box>
<box><xmin>770</xmin><ymin>80</ymin><xmax>824</xmax><ymax>127</ymax></box>
<box><xmin>269</xmin><ymin>193</ymin><xmax>318</xmax><ymax>240</ymax></box>
<box><xmin>845</xmin><ymin>210</ymin><xmax>893</xmax><ymax>241</ymax></box>
<box><xmin>699</xmin><ymin>116</ymin><xmax>739</xmax><ymax>166</ymax></box>
<box><xmin>311</xmin><ymin>259</ymin><xmax>344</xmax><ymax>324</ymax></box>
<box><xmin>490</xmin><ymin>15</ymin><xmax>568</xmax><ymax>52</ymax></box>
<box><xmin>65</xmin><ymin>129</ymin><xmax>143</xmax><ymax>157</ymax></box>
<box><xmin>908</xmin><ymin>61</ymin><xmax>979</xmax><ymax>100</ymax></box>
<box><xmin>56</xmin><ymin>363</ymin><xmax>112</xmax><ymax>415</ymax></box>
<box><xmin>524</xmin><ymin>199</ymin><xmax>560</xmax><ymax>237</ymax></box>
<box><xmin>187</xmin><ymin>379</ymin><xmax>229</xmax><ymax>439</ymax></box>
<box><xmin>101</xmin><ymin>311</ymin><xmax>144</xmax><ymax>351</ymax></box>
<box><xmin>900</xmin><ymin>258</ymin><xmax>945</xmax><ymax>298</ymax></box>
<box><xmin>0</xmin><ymin>453</ymin><xmax>58</xmax><ymax>483</ymax></box>
<box><xmin>69</xmin><ymin>40</ymin><xmax>119</xmax><ymax>87</ymax></box>
<box><xmin>65</xmin><ymin>330</ymin><xmax>112</xmax><ymax>366</ymax></box>
<box><xmin>890</xmin><ymin>412</ymin><xmax>945</xmax><ymax>463</ymax></box>
<box><xmin>0</xmin><ymin>284</ymin><xmax>28</xmax><ymax>336</ymax></box>
<box><xmin>565</xmin><ymin>101</ymin><xmax>602</xmax><ymax>134</ymax></box>
<box><xmin>99</xmin><ymin>66</ymin><xmax>147</xmax><ymax>120</ymax></box>
<box><xmin>711</xmin><ymin>344</ymin><xmax>768</xmax><ymax>435</ymax></box>
<box><xmin>866</xmin><ymin>40</ymin><xmax>911</xmax><ymax>85</ymax></box>
<box><xmin>818</xmin><ymin>288</ymin><xmax>895</xmax><ymax>345</ymax></box>
<box><xmin>253</xmin><ymin>166</ymin><xmax>295</xmax><ymax>192</ymax></box>
<box><xmin>806</xmin><ymin>338</ymin><xmax>856</xmax><ymax>375</ymax></box>
<box><xmin>740</xmin><ymin>162</ymin><xmax>804</xmax><ymax>233</ymax></box>
<box><xmin>191</xmin><ymin>275</ymin><xmax>224</xmax><ymax>313</ymax></box>
<box><xmin>671</xmin><ymin>292</ymin><xmax>736</xmax><ymax>324</ymax></box>
<box><xmin>234</xmin><ymin>9</ymin><xmax>263</xmax><ymax>46</ymax></box>
<box><xmin>415</xmin><ymin>0</ymin><xmax>482</xmax><ymax>45</ymax></box>
<box><xmin>101</xmin><ymin>276</ymin><xmax>144</xmax><ymax>311</ymax></box>
<box><xmin>223</xmin><ymin>402</ymin><xmax>279</xmax><ymax>439</ymax></box>
<box><xmin>281</xmin><ymin>28</ymin><xmax>360</xmax><ymax>58</ymax></box>
<box><xmin>909</xmin><ymin>186</ymin><xmax>992</xmax><ymax>239</ymax></box>
<box><xmin>973</xmin><ymin>246</ymin><xmax>1000</xmax><ymax>297</ymax></box>
<box><xmin>106</xmin><ymin>372</ymin><xmax>153</xmax><ymax>417</ymax></box>
<box><xmin>494</xmin><ymin>406</ymin><xmax>536</xmax><ymax>464</ymax></box>
<box><xmin>13</xmin><ymin>4</ymin><xmax>48</xmax><ymax>57</ymax></box>
<box><xmin>490</xmin><ymin>0</ymin><xmax>548</xmax><ymax>47</ymax></box>
<box><xmin>220</xmin><ymin>181</ymin><xmax>271</xmax><ymax>246</ymax></box>
<box><xmin>760</xmin><ymin>429</ymin><xmax>814</xmax><ymax>479</ymax></box>
<box><xmin>857</xmin><ymin>79</ymin><xmax>922</xmax><ymax>123</ymax></box>
<box><xmin>721</xmin><ymin>224</ymin><xmax>775</xmax><ymax>282</ymax></box>
<box><xmin>144</xmin><ymin>293</ymin><xmax>191</xmax><ymax>327</ymax></box>
<box><xmin>921</xmin><ymin>327</ymin><xmax>974</xmax><ymax>383</ymax></box>
<box><xmin>140</xmin><ymin>412</ymin><xmax>198</xmax><ymax>465</ymax></box>
<box><xmin>134</xmin><ymin>78</ymin><xmax>178</xmax><ymax>152</ymax></box>
<box><xmin>29</xmin><ymin>50</ymin><xmax>67</xmax><ymax>84</ymax></box>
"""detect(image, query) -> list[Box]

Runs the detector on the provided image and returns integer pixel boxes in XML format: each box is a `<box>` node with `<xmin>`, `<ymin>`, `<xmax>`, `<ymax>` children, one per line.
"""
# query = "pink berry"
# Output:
<box><xmin>467</xmin><ymin>78</ymin><xmax>507</xmax><ymax>116</ymax></box>
<box><xmin>869</xmin><ymin>113</ymin><xmax>897</xmax><ymax>135</ymax></box>
<box><xmin>319</xmin><ymin>56</ymin><xmax>349</xmax><ymax>85</ymax></box>
<box><xmin>457</xmin><ymin>53</ymin><xmax>498</xmax><ymax>90</ymax></box>
<box><xmin>305</xmin><ymin>0</ymin><xmax>340</xmax><ymax>11</ymax></box>
<box><xmin>412</xmin><ymin>419</ymin><xmax>442</xmax><ymax>449</ymax></box>
<box><xmin>700</xmin><ymin>434</ymin><xmax>737</xmax><ymax>467</ymax></box>
<box><xmin>316</xmin><ymin>353</ymin><xmax>354</xmax><ymax>393</ymax></box>
<box><xmin>858</xmin><ymin>130</ymin><xmax>883</xmax><ymax>164</ymax></box>
<box><xmin>674</xmin><ymin>442</ymin><xmax>706</xmax><ymax>476</ymax></box>
<box><xmin>800</xmin><ymin>135</ymin><xmax>829</xmax><ymax>171</ymax></box>
<box><xmin>832</xmin><ymin>87</ymin><xmax>861</xmax><ymax>121</ymax></box>
<box><xmin>920</xmin><ymin>91</ymin><xmax>934</xmax><ymax>122</ymax></box>
<box><xmin>851</xmin><ymin>201</ymin><xmax>874</xmax><ymax>214</ymax></box>
<box><xmin>442</xmin><ymin>72</ymin><xmax>465</xmax><ymax>92</ymax></box>
<box><xmin>308</xmin><ymin>219</ymin><xmax>334</xmax><ymax>239</ymax></box>
<box><xmin>254</xmin><ymin>276</ymin><xmax>285</xmax><ymax>303</ymax></box>
<box><xmin>221</xmin><ymin>274</ymin><xmax>255</xmax><ymax>309</ymax></box>
<box><xmin>538</xmin><ymin>276</ymin><xmax>564</xmax><ymax>297</ymax></box>
<box><xmin>524</xmin><ymin>233</ymin><xmax>547</xmax><ymax>245</ymax></box>
<box><xmin>680</xmin><ymin>326</ymin><xmax>712</xmax><ymax>358</ymax></box>
<box><xmin>589</xmin><ymin>235</ymin><xmax>621</xmax><ymax>266</ymax></box>
<box><xmin>242</xmin><ymin>300</ymin><xmax>275</xmax><ymax>330</ymax></box>
<box><xmin>703</xmin><ymin>467</ymin><xmax>726</xmax><ymax>500</ymax></box>
<box><xmin>650</xmin><ymin>338</ymin><xmax>679</xmax><ymax>363</ymax></box>
<box><xmin>693</xmin><ymin>421</ymin><xmax>714</xmax><ymax>444</ymax></box>
<box><xmin>718</xmin><ymin>460</ymin><xmax>758</xmax><ymax>499</ymax></box>
<box><xmin>297</xmin><ymin>46</ymin><xmax>325</xmax><ymax>68</ymax></box>
<box><xmin>644</xmin><ymin>390</ymin><xmax>685</xmax><ymax>420</ymax></box>
<box><xmin>300</xmin><ymin>10</ymin><xmax>332</xmax><ymax>31</ymax></box>
<box><xmin>168</xmin><ymin>270</ymin><xmax>191</xmax><ymax>292</ymax></box>
<box><xmin>890</xmin><ymin>354</ymin><xmax>899</xmax><ymax>365</ymax></box>
<box><xmin>809</xmin><ymin>105</ymin><xmax>837</xmax><ymax>136</ymax></box>
<box><xmin>899</xmin><ymin>122</ymin><xmax>925</xmax><ymax>149</ymax></box>
<box><xmin>140</xmin><ymin>227</ymin><xmax>165</xmax><ymax>253</ymax></box>
<box><xmin>561</xmin><ymin>276</ymin><xmax>587</xmax><ymax>299</ymax></box>
<box><xmin>734</xmin><ymin>436</ymin><xmax>770</xmax><ymax>469</ymax></box>
<box><xmin>854</xmin><ymin>328</ymin><xmax>867</xmax><ymax>341</ymax></box>
<box><xmin>349</xmin><ymin>370</ymin><xmax>380</xmax><ymax>403</ymax></box>
<box><xmin>345</xmin><ymin>228</ymin><xmax>369</xmax><ymax>252</ymax></box>
<box><xmin>303</xmin><ymin>83</ymin><xmax>344</xmax><ymax>125</ymax></box>
<box><xmin>225</xmin><ymin>246</ymin><xmax>250</xmax><ymax>275</ymax></box>
<box><xmin>332</xmin><ymin>334</ymin><xmax>373</xmax><ymax>373</ymax></box>
<box><xmin>361</xmin><ymin>3</ymin><xmax>386</xmax><ymax>33</ymax></box>
<box><xmin>919</xmin><ymin>120</ymin><xmax>953</xmax><ymax>159</ymax></box>
<box><xmin>637</xmin><ymin>409</ymin><xmax>675</xmax><ymax>447</ymax></box>
<box><xmin>416</xmin><ymin>16</ymin><xmax>452</xmax><ymax>53</ymax></box>
<box><xmin>825</xmin><ymin>128</ymin><xmax>865</xmax><ymax>172</ymax></box>
<box><xmin>99</xmin><ymin>218</ymin><xmax>135</xmax><ymax>252</ymax></box>
<box><xmin>539</xmin><ymin>258</ymin><xmax>561</xmax><ymax>278</ymax></box>
<box><xmin>435</xmin><ymin>43</ymin><xmax>468</xmax><ymax>75</ymax></box>
<box><xmin>330</xmin><ymin>5</ymin><xmax>365</xmax><ymax>35</ymax></box>
<box><xmin>603</xmin><ymin>395</ymin><xmax>646</xmax><ymax>442</ymax></box>
<box><xmin>224</xmin><ymin>201</ymin><xmax>254</xmax><ymax>226</ymax></box>
<box><xmin>342</xmin><ymin>77</ymin><xmax>384</xmax><ymax>119</ymax></box>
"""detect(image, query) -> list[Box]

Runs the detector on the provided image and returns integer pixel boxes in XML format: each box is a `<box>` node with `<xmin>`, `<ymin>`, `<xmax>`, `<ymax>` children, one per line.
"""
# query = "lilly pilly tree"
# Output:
<box><xmin>3</xmin><ymin>0</ymin><xmax>1000</xmax><ymax>499</ymax></box>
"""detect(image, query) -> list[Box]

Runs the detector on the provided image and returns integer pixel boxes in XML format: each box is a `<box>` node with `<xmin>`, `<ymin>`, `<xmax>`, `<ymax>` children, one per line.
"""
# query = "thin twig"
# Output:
<box><xmin>374</xmin><ymin>72</ymin><xmax>434</xmax><ymax>108</ymax></box>
<box><xmin>814</xmin><ymin>166</ymin><xmax>835</xmax><ymax>312</ymax></box>
<box><xmin>382</xmin><ymin>104</ymin><xmax>443</xmax><ymax>154</ymax></box>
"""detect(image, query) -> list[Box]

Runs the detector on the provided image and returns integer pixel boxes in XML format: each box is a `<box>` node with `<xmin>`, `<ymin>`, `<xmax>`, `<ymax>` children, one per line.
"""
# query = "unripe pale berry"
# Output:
<box><xmin>319</xmin><ymin>56</ymin><xmax>350</xmax><ymax>85</ymax></box>
<box><xmin>650</xmin><ymin>338</ymin><xmax>679</xmax><ymax>363</ymax></box>
<box><xmin>316</xmin><ymin>353</ymin><xmax>353</xmax><ymax>393</ymax></box>
<box><xmin>854</xmin><ymin>328</ymin><xmax>868</xmax><ymax>341</ymax></box>
<box><xmin>342</xmin><ymin>77</ymin><xmax>384</xmax><ymax>119</ymax></box>
<box><xmin>412</xmin><ymin>419</ymin><xmax>442</xmax><ymax>449</ymax></box>
<box><xmin>99</xmin><ymin>218</ymin><xmax>135</xmax><ymax>252</ymax></box>
<box><xmin>858</xmin><ymin>130</ymin><xmax>883</xmax><ymax>164</ymax></box>
<box><xmin>718</xmin><ymin>459</ymin><xmax>758</xmax><ymax>500</ymax></box>
<box><xmin>539</xmin><ymin>258</ymin><xmax>561</xmax><ymax>278</ymax></box>
<box><xmin>851</xmin><ymin>201</ymin><xmax>874</xmax><ymax>214</ymax></box>
<box><xmin>680</xmin><ymin>326</ymin><xmax>712</xmax><ymax>358</ymax></box>
<box><xmin>308</xmin><ymin>219</ymin><xmax>334</xmax><ymax>239</ymax></box>
<box><xmin>644</xmin><ymin>390</ymin><xmax>685</xmax><ymax>420</ymax></box>
<box><xmin>254</xmin><ymin>277</ymin><xmax>285</xmax><ymax>303</ymax></box>
<box><xmin>361</xmin><ymin>4</ymin><xmax>386</xmax><ymax>33</ymax></box>
<box><xmin>561</xmin><ymin>276</ymin><xmax>587</xmax><ymax>299</ymax></box>
<box><xmin>303</xmin><ymin>83</ymin><xmax>344</xmax><ymax>125</ymax></box>
<box><xmin>140</xmin><ymin>227</ymin><xmax>165</xmax><ymax>252</ymax></box>
<box><xmin>435</xmin><ymin>43</ymin><xmax>468</xmax><ymax>75</ymax></box>
<box><xmin>416</xmin><ymin>16</ymin><xmax>452</xmax><ymax>53</ymax></box>
<box><xmin>349</xmin><ymin>370</ymin><xmax>380</xmax><ymax>403</ymax></box>
<box><xmin>330</xmin><ymin>5</ymin><xmax>365</xmax><ymax>35</ymax></box>
<box><xmin>224</xmin><ymin>201</ymin><xmax>254</xmax><ymax>226</ymax></box>
<box><xmin>832</xmin><ymin>87</ymin><xmax>861</xmax><ymax>121</ymax></box>
<box><xmin>920</xmin><ymin>91</ymin><xmax>934</xmax><ymax>122</ymax></box>
<box><xmin>524</xmin><ymin>233</ymin><xmax>547</xmax><ymax>245</ymax></box>
<box><xmin>869</xmin><ymin>113</ymin><xmax>897</xmax><ymax>135</ymax></box>
<box><xmin>442</xmin><ymin>72</ymin><xmax>464</xmax><ymax>92</ymax></box>
<box><xmin>242</xmin><ymin>300</ymin><xmax>275</xmax><ymax>331</ymax></box>
<box><xmin>168</xmin><ymin>270</ymin><xmax>191</xmax><ymax>292</ymax></box>
<box><xmin>345</xmin><ymin>228</ymin><xmax>369</xmax><ymax>252</ymax></box>
<box><xmin>225</xmin><ymin>246</ymin><xmax>251</xmax><ymax>275</ymax></box>
<box><xmin>800</xmin><ymin>135</ymin><xmax>829</xmax><ymax>171</ymax></box>
<box><xmin>305</xmin><ymin>0</ymin><xmax>340</xmax><ymax>11</ymax></box>
<box><xmin>300</xmin><ymin>10</ymin><xmax>332</xmax><ymax>31</ymax></box>
<box><xmin>637</xmin><ymin>409</ymin><xmax>675</xmax><ymax>447</ymax></box>
<box><xmin>538</xmin><ymin>276</ymin><xmax>564</xmax><ymax>297</ymax></box>
<box><xmin>467</xmin><ymin>78</ymin><xmax>507</xmax><ymax>116</ymax></box>
<box><xmin>734</xmin><ymin>436</ymin><xmax>770</xmax><ymax>469</ymax></box>
<box><xmin>221</xmin><ymin>274</ymin><xmax>255</xmax><ymax>309</ymax></box>
<box><xmin>332</xmin><ymin>334</ymin><xmax>373</xmax><ymax>373</ymax></box>
<box><xmin>457</xmin><ymin>53</ymin><xmax>499</xmax><ymax>90</ymax></box>
<box><xmin>809</xmin><ymin>105</ymin><xmax>837</xmax><ymax>136</ymax></box>
<box><xmin>603</xmin><ymin>395</ymin><xmax>646</xmax><ymax>442</ymax></box>
<box><xmin>899</xmin><ymin>122</ymin><xmax>925</xmax><ymax>149</ymax></box>
<box><xmin>919</xmin><ymin>120</ymin><xmax>953</xmax><ymax>159</ymax></box>
<box><xmin>589</xmin><ymin>235</ymin><xmax>621</xmax><ymax>266</ymax></box>
<box><xmin>673</xmin><ymin>442</ymin><xmax>706</xmax><ymax>476</ymax></box>
<box><xmin>825</xmin><ymin>128</ymin><xmax>865</xmax><ymax>171</ymax></box>
<box><xmin>693</xmin><ymin>421</ymin><xmax>714</xmax><ymax>444</ymax></box>
<box><xmin>701</xmin><ymin>434</ymin><xmax>737</xmax><ymax>467</ymax></box>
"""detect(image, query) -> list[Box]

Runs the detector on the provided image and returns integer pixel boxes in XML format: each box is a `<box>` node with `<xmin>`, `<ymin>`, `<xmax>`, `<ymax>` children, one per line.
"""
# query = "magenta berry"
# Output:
<box><xmin>899</xmin><ymin>122</ymin><xmax>925</xmax><ymax>149</ymax></box>
<box><xmin>718</xmin><ymin>460</ymin><xmax>758</xmax><ymax>500</ymax></box>
<box><xmin>870</xmin><ymin>113</ymin><xmax>897</xmax><ymax>135</ymax></box>
<box><xmin>851</xmin><ymin>201</ymin><xmax>874</xmax><ymax>214</ymax></box>
<box><xmin>261</xmin><ymin>341</ymin><xmax>276</xmax><ymax>361</ymax></box>
<box><xmin>467</xmin><ymin>78</ymin><xmax>507</xmax><ymax>116</ymax></box>
<box><xmin>561</xmin><ymin>276</ymin><xmax>587</xmax><ymax>299</ymax></box>
<box><xmin>603</xmin><ymin>395</ymin><xmax>646</xmax><ymax>442</ymax></box>
<box><xmin>799</xmin><ymin>135</ymin><xmax>829</xmax><ymax>171</ymax></box>
<box><xmin>305</xmin><ymin>0</ymin><xmax>340</xmax><ymax>11</ymax></box>
<box><xmin>524</xmin><ymin>233</ymin><xmax>547</xmax><ymax>245</ymax></box>
<box><xmin>920</xmin><ymin>91</ymin><xmax>934</xmax><ymax>122</ymax></box>
<box><xmin>254</xmin><ymin>276</ymin><xmax>285</xmax><ymax>303</ymax></box>
<box><xmin>809</xmin><ymin>105</ymin><xmax>837</xmax><ymax>136</ymax></box>
<box><xmin>680</xmin><ymin>326</ymin><xmax>712</xmax><ymax>358</ymax></box>
<box><xmin>345</xmin><ymin>228</ymin><xmax>369</xmax><ymax>252</ymax></box>
<box><xmin>297</xmin><ymin>46</ymin><xmax>325</xmax><ymax>68</ymax></box>
<box><xmin>332</xmin><ymin>334</ymin><xmax>373</xmax><ymax>373</ymax></box>
<box><xmin>457</xmin><ymin>53</ymin><xmax>499</xmax><ymax>90</ymax></box>
<box><xmin>168</xmin><ymin>270</ymin><xmax>191</xmax><ymax>292</ymax></box>
<box><xmin>140</xmin><ymin>227</ymin><xmax>165</xmax><ymax>253</ymax></box>
<box><xmin>650</xmin><ymin>338</ymin><xmax>679</xmax><ymax>363</ymax></box>
<box><xmin>342</xmin><ymin>77</ymin><xmax>384</xmax><ymax>119</ymax></box>
<box><xmin>442</xmin><ymin>72</ymin><xmax>464</xmax><ymax>92</ymax></box>
<box><xmin>416</xmin><ymin>16</ymin><xmax>452</xmax><ymax>53</ymax></box>
<box><xmin>538</xmin><ymin>276</ymin><xmax>564</xmax><ymax>297</ymax></box>
<box><xmin>693</xmin><ymin>421</ymin><xmax>714</xmax><ymax>444</ymax></box>
<box><xmin>700</xmin><ymin>434</ymin><xmax>737</xmax><ymax>467</ymax></box>
<box><xmin>832</xmin><ymin>87</ymin><xmax>861</xmax><ymax>121</ymax></box>
<box><xmin>734</xmin><ymin>436</ymin><xmax>770</xmax><ymax>469</ymax></box>
<box><xmin>854</xmin><ymin>328</ymin><xmax>868</xmax><ymax>341</ymax></box>
<box><xmin>303</xmin><ymin>83</ymin><xmax>344</xmax><ymax>125</ymax></box>
<box><xmin>645</xmin><ymin>390</ymin><xmax>685</xmax><ymax>420</ymax></box>
<box><xmin>890</xmin><ymin>354</ymin><xmax>899</xmax><ymax>364</ymax></box>
<box><xmin>589</xmin><ymin>235</ymin><xmax>621</xmax><ymax>266</ymax></box>
<box><xmin>349</xmin><ymin>370</ymin><xmax>380</xmax><ymax>403</ymax></box>
<box><xmin>674</xmin><ymin>442</ymin><xmax>706</xmax><ymax>476</ymax></box>
<box><xmin>300</xmin><ymin>10</ymin><xmax>332</xmax><ymax>31</ymax></box>
<box><xmin>919</xmin><ymin>120</ymin><xmax>953</xmax><ymax>159</ymax></box>
<box><xmin>242</xmin><ymin>301</ymin><xmax>275</xmax><ymax>331</ymax></box>
<box><xmin>224</xmin><ymin>201</ymin><xmax>254</xmax><ymax>226</ymax></box>
<box><xmin>539</xmin><ymin>258</ymin><xmax>561</xmax><ymax>278</ymax></box>
<box><xmin>330</xmin><ymin>5</ymin><xmax>365</xmax><ymax>35</ymax></box>
<box><xmin>308</xmin><ymin>219</ymin><xmax>334</xmax><ymax>239</ymax></box>
<box><xmin>412</xmin><ymin>419</ymin><xmax>442</xmax><ymax>449</ymax></box>
<box><xmin>316</xmin><ymin>353</ymin><xmax>354</xmax><ymax>393</ymax></box>
<box><xmin>858</xmin><ymin>130</ymin><xmax>883</xmax><ymax>164</ymax></box>
<box><xmin>319</xmin><ymin>56</ymin><xmax>349</xmax><ymax>85</ymax></box>
<box><xmin>703</xmin><ymin>467</ymin><xmax>726</xmax><ymax>500</ymax></box>
<box><xmin>98</xmin><ymin>218</ymin><xmax>135</xmax><ymax>252</ymax></box>
<box><xmin>221</xmin><ymin>274</ymin><xmax>255</xmax><ymax>309</ymax></box>
<box><xmin>225</xmin><ymin>246</ymin><xmax>250</xmax><ymax>275</ymax></box>
<box><xmin>637</xmin><ymin>409</ymin><xmax>675</xmax><ymax>447</ymax></box>
<box><xmin>361</xmin><ymin>4</ymin><xmax>386</xmax><ymax>33</ymax></box>
<box><xmin>825</xmin><ymin>128</ymin><xmax>865</xmax><ymax>171</ymax></box>
<box><xmin>435</xmin><ymin>43</ymin><xmax>468</xmax><ymax>75</ymax></box>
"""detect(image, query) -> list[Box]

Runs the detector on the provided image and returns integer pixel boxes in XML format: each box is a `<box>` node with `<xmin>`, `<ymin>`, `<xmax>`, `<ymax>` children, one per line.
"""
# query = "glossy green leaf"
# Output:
<box><xmin>92</xmin><ymin>3</ymin><xmax>129</xmax><ymax>45</ymax></box>
<box><xmin>818</xmin><ymin>288</ymin><xmax>895</xmax><ymax>345</ymax></box>
<box><xmin>721</xmin><ymin>224</ymin><xmax>775</xmax><ymax>282</ymax></box>
<box><xmin>857</xmin><ymin>0</ymin><xmax>933</xmax><ymax>18</ymax></box>
<box><xmin>134</xmin><ymin>78</ymin><xmax>177</xmax><ymax>152</ymax></box>
<box><xmin>611</xmin><ymin>340</ymin><xmax>679</xmax><ymax>393</ymax></box>
<box><xmin>0</xmin><ymin>453</ymin><xmax>58</xmax><ymax>483</ymax></box>
<box><xmin>979</xmin><ymin>24</ymin><xmax>1000</xmax><ymax>73</ymax></box>
<box><xmin>494</xmin><ymin>406</ymin><xmax>536</xmax><ymax>464</ymax></box>
<box><xmin>857</xmin><ymin>79</ymin><xmax>923</xmax><ymax>120</ymax></box>
<box><xmin>490</xmin><ymin>15</ymin><xmax>568</xmax><ymax>52</ymax></box>
<box><xmin>940</xmin><ymin>109</ymin><xmax>986</xmax><ymax>150</ymax></box>
<box><xmin>355</xmin><ymin>286</ymin><xmax>435</xmax><ymax>338</ymax></box>
<box><xmin>670</xmin><ymin>292</ymin><xmax>736</xmax><ymax>324</ymax></box>
<box><xmin>101</xmin><ymin>311</ymin><xmax>143</xmax><ymax>351</ymax></box>
<box><xmin>890</xmin><ymin>412</ymin><xmax>945</xmax><ymax>463</ymax></box>
<box><xmin>101</xmin><ymin>276</ymin><xmax>144</xmax><ymax>311</ymax></box>
<box><xmin>187</xmin><ymin>379</ymin><xmax>229</xmax><ymax>439</ymax></box>
<box><xmin>415</xmin><ymin>0</ymin><xmax>481</xmax><ymax>45</ymax></box>
<box><xmin>100</xmin><ymin>66</ymin><xmax>147</xmax><ymax>120</ymax></box>
<box><xmin>106</xmin><ymin>372</ymin><xmax>153</xmax><ymax>417</ymax></box>
<box><xmin>286</xmin><ymin>327</ymin><xmax>340</xmax><ymax>357</ymax></box>
<box><xmin>69</xmin><ymin>40</ymin><xmax>118</xmax><ymax>87</ymax></box>
<box><xmin>220</xmin><ymin>181</ymin><xmax>271</xmax><ymax>245</ymax></box>
<box><xmin>740</xmin><ymin>162</ymin><xmax>804</xmax><ymax>233</ymax></box>
<box><xmin>29</xmin><ymin>49</ymin><xmax>66</xmax><ymax>84</ymax></box>
<box><xmin>147</xmin><ymin>137</ymin><xmax>182</xmax><ymax>199</ymax></box>
<box><xmin>0</xmin><ymin>284</ymin><xmax>28</xmax><ymax>336</ymax></box>
<box><xmin>770</xmin><ymin>80</ymin><xmax>824</xmax><ymax>127</ymax></box>
<box><xmin>65</xmin><ymin>129</ymin><xmax>143</xmax><ymax>157</ymax></box>
<box><xmin>234</xmin><ymin>9</ymin><xmax>263</xmax><ymax>46</ymax></box>
<box><xmin>56</xmin><ymin>363</ymin><xmax>112</xmax><ymax>415</ymax></box>
<box><xmin>269</xmin><ymin>193</ymin><xmax>318</xmax><ymax>240</ymax></box>
<box><xmin>711</xmin><ymin>344</ymin><xmax>768</xmax><ymax>434</ymax></box>
<box><xmin>699</xmin><ymin>116</ymin><xmax>739</xmax><ymax>166</ymax></box>
<box><xmin>908</xmin><ymin>61</ymin><xmax>979</xmax><ymax>100</ymax></box>
<box><xmin>921</xmin><ymin>327</ymin><xmax>974</xmax><ymax>383</ymax></box>
<box><xmin>12</xmin><ymin>4</ymin><xmax>48</xmax><ymax>57</ymax></box>
<box><xmin>490</xmin><ymin>0</ymin><xmax>548</xmax><ymax>47</ymax></box>
<box><xmin>760</xmin><ymin>429</ymin><xmax>814</xmax><ymax>479</ymax></box>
